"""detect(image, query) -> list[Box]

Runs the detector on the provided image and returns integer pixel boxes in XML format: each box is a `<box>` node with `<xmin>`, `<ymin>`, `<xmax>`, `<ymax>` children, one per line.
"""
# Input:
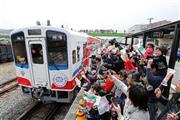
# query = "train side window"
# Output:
<box><xmin>31</xmin><ymin>44</ymin><xmax>43</xmax><ymax>64</ymax></box>
<box><xmin>134</xmin><ymin>38</ymin><xmax>139</xmax><ymax>45</ymax></box>
<box><xmin>72</xmin><ymin>50</ymin><xmax>76</xmax><ymax>64</ymax></box>
<box><xmin>83</xmin><ymin>43</ymin><xmax>86</xmax><ymax>59</ymax></box>
<box><xmin>77</xmin><ymin>46</ymin><xmax>80</xmax><ymax>62</ymax></box>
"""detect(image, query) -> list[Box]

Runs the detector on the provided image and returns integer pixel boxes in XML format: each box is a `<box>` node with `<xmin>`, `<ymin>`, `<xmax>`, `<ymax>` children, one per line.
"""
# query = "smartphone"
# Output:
<box><xmin>111</xmin><ymin>98</ymin><xmax>118</xmax><ymax>107</ymax></box>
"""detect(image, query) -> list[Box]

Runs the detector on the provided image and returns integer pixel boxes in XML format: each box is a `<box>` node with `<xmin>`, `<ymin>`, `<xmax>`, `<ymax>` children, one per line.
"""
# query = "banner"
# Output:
<box><xmin>96</xmin><ymin>96</ymin><xmax>110</xmax><ymax>115</ymax></box>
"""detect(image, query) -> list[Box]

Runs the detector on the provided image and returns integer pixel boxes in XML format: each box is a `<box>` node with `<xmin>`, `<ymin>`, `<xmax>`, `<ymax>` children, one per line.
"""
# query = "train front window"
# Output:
<box><xmin>31</xmin><ymin>44</ymin><xmax>43</xmax><ymax>64</ymax></box>
<box><xmin>11</xmin><ymin>32</ymin><xmax>28</xmax><ymax>64</ymax></box>
<box><xmin>46</xmin><ymin>31</ymin><xmax>68</xmax><ymax>66</ymax></box>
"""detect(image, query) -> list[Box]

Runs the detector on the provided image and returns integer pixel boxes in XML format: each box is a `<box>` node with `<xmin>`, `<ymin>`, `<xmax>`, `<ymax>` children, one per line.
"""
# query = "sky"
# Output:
<box><xmin>0</xmin><ymin>0</ymin><xmax>179</xmax><ymax>31</ymax></box>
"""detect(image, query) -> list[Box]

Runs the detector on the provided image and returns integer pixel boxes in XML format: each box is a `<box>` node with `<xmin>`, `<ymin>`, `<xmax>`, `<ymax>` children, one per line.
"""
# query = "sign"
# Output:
<box><xmin>53</xmin><ymin>74</ymin><xmax>68</xmax><ymax>87</ymax></box>
<box><xmin>97</xmin><ymin>96</ymin><xmax>110</xmax><ymax>115</ymax></box>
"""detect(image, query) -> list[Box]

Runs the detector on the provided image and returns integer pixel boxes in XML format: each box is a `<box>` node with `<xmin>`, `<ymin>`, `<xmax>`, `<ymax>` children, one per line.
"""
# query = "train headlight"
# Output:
<box><xmin>53</xmin><ymin>74</ymin><xmax>68</xmax><ymax>87</ymax></box>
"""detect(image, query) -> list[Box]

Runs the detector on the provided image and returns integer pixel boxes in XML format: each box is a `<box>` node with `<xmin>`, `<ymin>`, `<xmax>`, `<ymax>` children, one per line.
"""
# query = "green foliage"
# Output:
<box><xmin>88</xmin><ymin>32</ymin><xmax>124</xmax><ymax>37</ymax></box>
<box><xmin>0</xmin><ymin>35</ymin><xmax>10</xmax><ymax>40</ymax></box>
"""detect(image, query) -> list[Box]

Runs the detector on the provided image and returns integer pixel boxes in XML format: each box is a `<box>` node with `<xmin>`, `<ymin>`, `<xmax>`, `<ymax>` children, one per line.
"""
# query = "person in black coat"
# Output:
<box><xmin>112</xmin><ymin>55</ymin><xmax>125</xmax><ymax>73</ymax></box>
<box><xmin>153</xmin><ymin>46</ymin><xmax>168</xmax><ymax>76</ymax></box>
<box><xmin>155</xmin><ymin>80</ymin><xmax>180</xmax><ymax>120</ymax></box>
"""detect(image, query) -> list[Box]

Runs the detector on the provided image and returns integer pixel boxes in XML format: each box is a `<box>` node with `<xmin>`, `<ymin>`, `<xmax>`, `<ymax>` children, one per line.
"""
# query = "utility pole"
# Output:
<box><xmin>124</xmin><ymin>30</ymin><xmax>126</xmax><ymax>36</ymax></box>
<box><xmin>147</xmin><ymin>17</ymin><xmax>154</xmax><ymax>28</ymax></box>
<box><xmin>47</xmin><ymin>20</ymin><xmax>51</xmax><ymax>26</ymax></box>
<box><xmin>36</xmin><ymin>21</ymin><xmax>41</xmax><ymax>26</ymax></box>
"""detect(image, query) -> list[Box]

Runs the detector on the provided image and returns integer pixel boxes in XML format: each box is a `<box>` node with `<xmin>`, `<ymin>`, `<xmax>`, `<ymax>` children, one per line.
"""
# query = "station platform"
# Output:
<box><xmin>64</xmin><ymin>90</ymin><xmax>83</xmax><ymax>120</ymax></box>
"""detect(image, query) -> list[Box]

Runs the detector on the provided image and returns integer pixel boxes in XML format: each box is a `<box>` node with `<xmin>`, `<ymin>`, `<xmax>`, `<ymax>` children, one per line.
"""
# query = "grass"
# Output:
<box><xmin>0</xmin><ymin>35</ymin><xmax>10</xmax><ymax>40</ymax></box>
<box><xmin>88</xmin><ymin>32</ymin><xmax>125</xmax><ymax>37</ymax></box>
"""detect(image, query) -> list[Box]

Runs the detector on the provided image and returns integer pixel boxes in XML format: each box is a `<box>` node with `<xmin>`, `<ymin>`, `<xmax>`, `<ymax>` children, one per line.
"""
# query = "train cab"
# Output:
<box><xmin>10</xmin><ymin>26</ymin><xmax>101</xmax><ymax>102</ymax></box>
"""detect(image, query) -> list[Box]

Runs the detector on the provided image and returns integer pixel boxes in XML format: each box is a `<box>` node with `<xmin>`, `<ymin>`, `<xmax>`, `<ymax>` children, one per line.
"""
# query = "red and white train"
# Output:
<box><xmin>10</xmin><ymin>26</ymin><xmax>101</xmax><ymax>102</ymax></box>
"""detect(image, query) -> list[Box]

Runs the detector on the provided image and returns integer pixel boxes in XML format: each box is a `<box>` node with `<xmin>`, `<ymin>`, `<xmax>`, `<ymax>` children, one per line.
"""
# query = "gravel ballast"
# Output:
<box><xmin>0</xmin><ymin>88</ymin><xmax>36</xmax><ymax>120</ymax></box>
<box><xmin>0</xmin><ymin>62</ymin><xmax>36</xmax><ymax>120</ymax></box>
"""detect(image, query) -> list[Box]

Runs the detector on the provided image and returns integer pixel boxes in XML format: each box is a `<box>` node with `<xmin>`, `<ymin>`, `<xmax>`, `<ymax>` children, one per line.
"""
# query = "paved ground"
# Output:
<box><xmin>0</xmin><ymin>62</ymin><xmax>16</xmax><ymax>84</ymax></box>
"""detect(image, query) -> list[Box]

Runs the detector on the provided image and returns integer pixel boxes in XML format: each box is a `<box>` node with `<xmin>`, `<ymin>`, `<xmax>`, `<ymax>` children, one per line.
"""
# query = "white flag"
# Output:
<box><xmin>161</xmin><ymin>68</ymin><xmax>176</xmax><ymax>86</ymax></box>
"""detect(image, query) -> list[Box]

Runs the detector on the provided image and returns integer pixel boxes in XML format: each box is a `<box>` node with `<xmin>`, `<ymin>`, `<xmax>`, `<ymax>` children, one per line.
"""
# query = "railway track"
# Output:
<box><xmin>0</xmin><ymin>78</ymin><xmax>19</xmax><ymax>96</ymax></box>
<box><xmin>16</xmin><ymin>102</ymin><xmax>61</xmax><ymax>120</ymax></box>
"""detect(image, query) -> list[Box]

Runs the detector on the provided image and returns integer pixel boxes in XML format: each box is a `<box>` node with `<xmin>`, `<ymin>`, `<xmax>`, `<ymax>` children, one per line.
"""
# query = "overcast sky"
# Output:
<box><xmin>0</xmin><ymin>0</ymin><xmax>179</xmax><ymax>31</ymax></box>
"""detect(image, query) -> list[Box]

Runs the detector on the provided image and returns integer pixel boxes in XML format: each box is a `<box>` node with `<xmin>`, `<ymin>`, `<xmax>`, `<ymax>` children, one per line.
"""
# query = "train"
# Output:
<box><xmin>0</xmin><ymin>40</ymin><xmax>13</xmax><ymax>62</ymax></box>
<box><xmin>10</xmin><ymin>26</ymin><xmax>101</xmax><ymax>103</ymax></box>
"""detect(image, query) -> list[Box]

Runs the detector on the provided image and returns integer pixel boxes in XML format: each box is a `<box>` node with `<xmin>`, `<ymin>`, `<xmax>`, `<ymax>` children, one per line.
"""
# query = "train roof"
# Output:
<box><xmin>10</xmin><ymin>26</ymin><xmax>91</xmax><ymax>38</ymax></box>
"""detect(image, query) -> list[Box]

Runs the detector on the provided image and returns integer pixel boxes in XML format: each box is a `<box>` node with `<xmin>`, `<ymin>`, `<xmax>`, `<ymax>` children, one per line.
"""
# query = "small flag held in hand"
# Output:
<box><xmin>138</xmin><ymin>46</ymin><xmax>145</xmax><ymax>56</ymax></box>
<box><xmin>161</xmin><ymin>68</ymin><xmax>176</xmax><ymax>86</ymax></box>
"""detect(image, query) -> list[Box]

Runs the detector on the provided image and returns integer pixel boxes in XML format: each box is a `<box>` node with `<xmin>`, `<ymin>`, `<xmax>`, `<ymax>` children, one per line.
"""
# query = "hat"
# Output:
<box><xmin>90</xmin><ymin>55</ymin><xmax>96</xmax><ymax>59</ymax></box>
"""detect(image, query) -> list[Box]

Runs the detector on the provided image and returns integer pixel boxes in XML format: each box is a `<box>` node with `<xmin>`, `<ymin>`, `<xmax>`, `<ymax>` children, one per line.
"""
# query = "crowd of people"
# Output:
<box><xmin>76</xmin><ymin>39</ymin><xmax>180</xmax><ymax>120</ymax></box>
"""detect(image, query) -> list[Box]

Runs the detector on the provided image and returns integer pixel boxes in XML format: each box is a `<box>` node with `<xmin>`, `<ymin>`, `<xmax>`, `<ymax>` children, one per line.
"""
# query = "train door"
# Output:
<box><xmin>28</xmin><ymin>39</ymin><xmax>50</xmax><ymax>87</ymax></box>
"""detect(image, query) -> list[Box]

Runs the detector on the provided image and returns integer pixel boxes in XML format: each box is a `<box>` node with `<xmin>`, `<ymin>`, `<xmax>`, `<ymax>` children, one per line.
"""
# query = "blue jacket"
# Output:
<box><xmin>146</xmin><ymin>68</ymin><xmax>164</xmax><ymax>89</ymax></box>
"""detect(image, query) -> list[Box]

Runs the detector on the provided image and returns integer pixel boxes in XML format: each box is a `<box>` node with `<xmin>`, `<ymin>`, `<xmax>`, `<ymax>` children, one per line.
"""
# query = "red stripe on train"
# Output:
<box><xmin>17</xmin><ymin>77</ymin><xmax>32</xmax><ymax>86</ymax></box>
<box><xmin>83</xmin><ymin>57</ymin><xmax>90</xmax><ymax>67</ymax></box>
<box><xmin>51</xmin><ymin>79</ymin><xmax>76</xmax><ymax>90</ymax></box>
<box><xmin>51</xmin><ymin>70</ymin><xmax>85</xmax><ymax>90</ymax></box>
<box><xmin>87</xmin><ymin>37</ymin><xmax>93</xmax><ymax>45</ymax></box>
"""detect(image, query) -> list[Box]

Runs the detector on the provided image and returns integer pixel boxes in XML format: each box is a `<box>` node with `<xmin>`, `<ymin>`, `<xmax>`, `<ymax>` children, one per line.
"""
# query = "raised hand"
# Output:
<box><xmin>154</xmin><ymin>88</ymin><xmax>162</xmax><ymax>98</ymax></box>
